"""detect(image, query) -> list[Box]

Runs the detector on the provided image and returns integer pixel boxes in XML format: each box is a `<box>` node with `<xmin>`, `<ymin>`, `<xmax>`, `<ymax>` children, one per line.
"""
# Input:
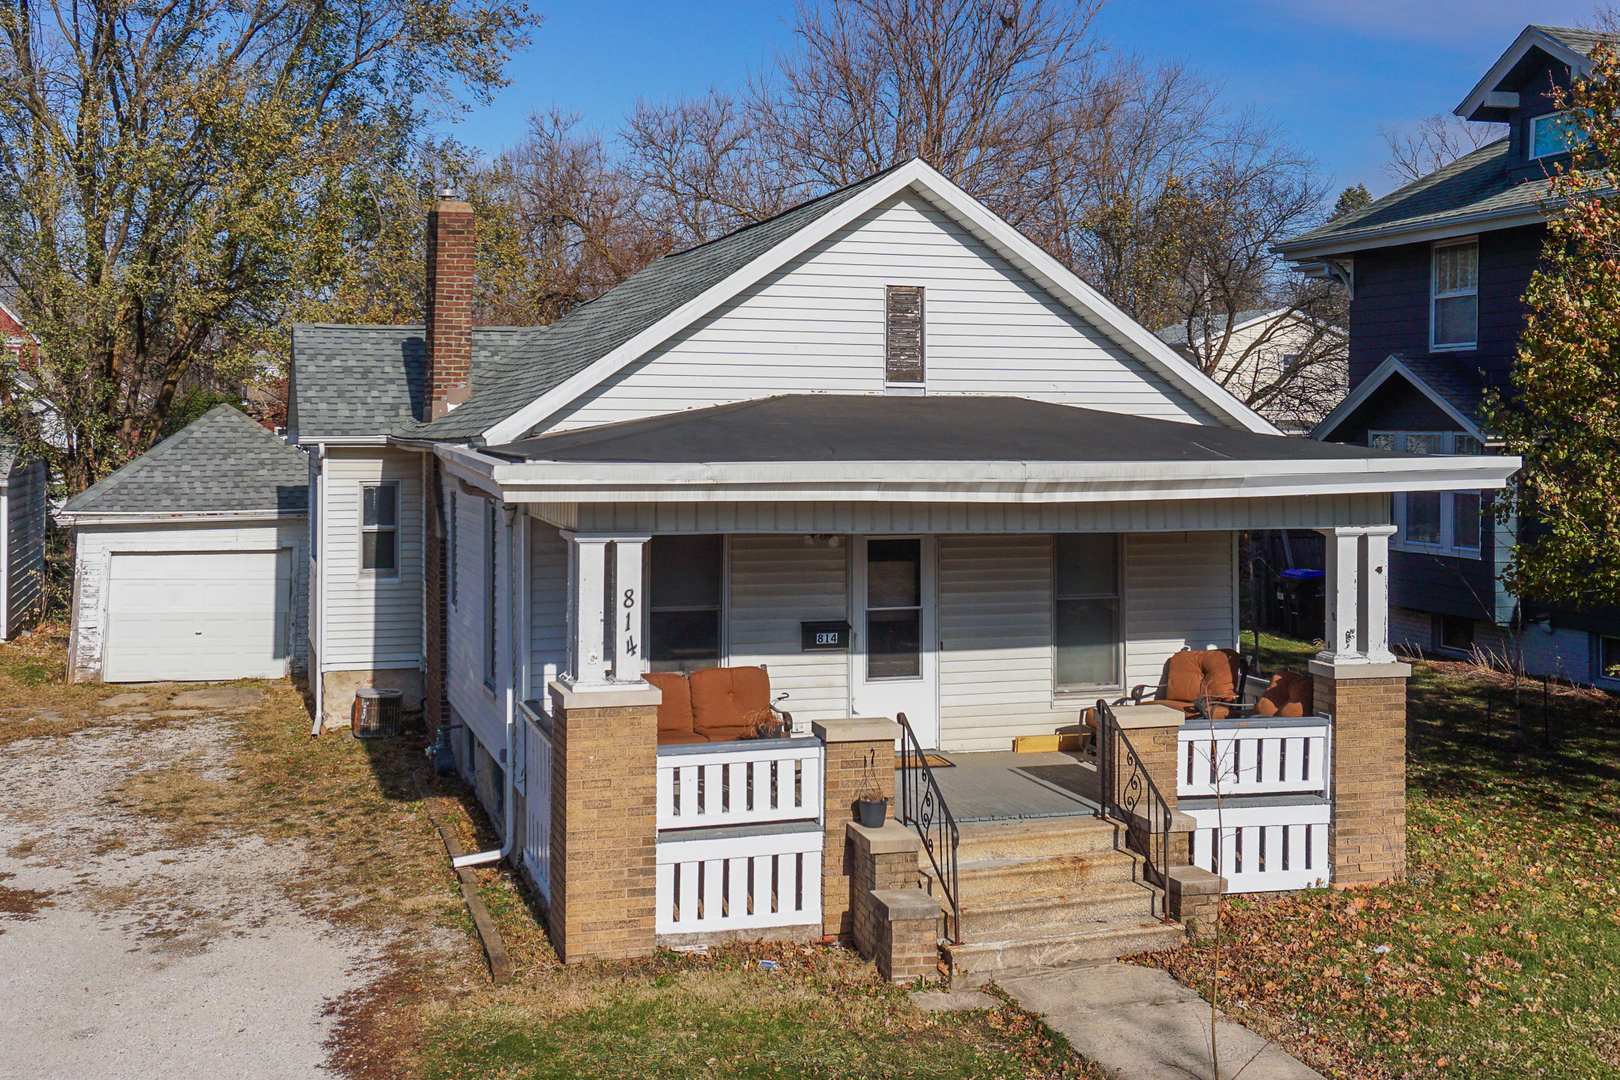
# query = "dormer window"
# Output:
<box><xmin>1529</xmin><ymin>111</ymin><xmax>1583</xmax><ymax>160</ymax></box>
<box><xmin>1431</xmin><ymin>239</ymin><xmax>1478</xmax><ymax>351</ymax></box>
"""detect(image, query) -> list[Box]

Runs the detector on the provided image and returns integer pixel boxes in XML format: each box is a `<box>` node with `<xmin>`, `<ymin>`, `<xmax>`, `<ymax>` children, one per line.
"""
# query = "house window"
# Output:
<box><xmin>1438</xmin><ymin>614</ymin><xmax>1475</xmax><ymax>653</ymax></box>
<box><xmin>360</xmin><ymin>482</ymin><xmax>399</xmax><ymax>574</ymax></box>
<box><xmin>485</xmin><ymin>500</ymin><xmax>498</xmax><ymax>687</ymax></box>
<box><xmin>1529</xmin><ymin>111</ymin><xmax>1585</xmax><ymax>160</ymax></box>
<box><xmin>1054</xmin><ymin>534</ymin><xmax>1122</xmax><ymax>690</ymax></box>
<box><xmin>448</xmin><ymin>490</ymin><xmax>459</xmax><ymax>606</ymax></box>
<box><xmin>648</xmin><ymin>535</ymin><xmax>723</xmax><ymax>673</ymax></box>
<box><xmin>885</xmin><ymin>285</ymin><xmax>925</xmax><ymax>384</ymax></box>
<box><xmin>1371</xmin><ymin>431</ymin><xmax>1484</xmax><ymax>557</ymax></box>
<box><xmin>1431</xmin><ymin>240</ymin><xmax>1478</xmax><ymax>350</ymax></box>
<box><xmin>1599</xmin><ymin>636</ymin><xmax>1620</xmax><ymax>682</ymax></box>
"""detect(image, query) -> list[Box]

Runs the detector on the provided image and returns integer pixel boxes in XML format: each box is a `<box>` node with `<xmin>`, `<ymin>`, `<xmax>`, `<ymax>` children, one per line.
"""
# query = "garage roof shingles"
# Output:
<box><xmin>62</xmin><ymin>406</ymin><xmax>309</xmax><ymax>516</ymax></box>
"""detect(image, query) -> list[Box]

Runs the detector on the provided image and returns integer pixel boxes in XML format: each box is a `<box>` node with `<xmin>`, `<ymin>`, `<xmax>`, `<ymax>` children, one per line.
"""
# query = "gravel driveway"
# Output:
<box><xmin>0</xmin><ymin>690</ymin><xmax>390</xmax><ymax>1080</ymax></box>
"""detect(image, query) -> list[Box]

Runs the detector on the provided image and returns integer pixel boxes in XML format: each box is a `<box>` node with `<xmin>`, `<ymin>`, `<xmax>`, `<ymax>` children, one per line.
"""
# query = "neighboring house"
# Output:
<box><xmin>280</xmin><ymin>157</ymin><xmax>1509</xmax><ymax>975</ymax></box>
<box><xmin>56</xmin><ymin>406</ymin><xmax>308</xmax><ymax>682</ymax></box>
<box><xmin>1155</xmin><ymin>307</ymin><xmax>1348</xmax><ymax>434</ymax></box>
<box><xmin>1276</xmin><ymin>23</ymin><xmax>1617</xmax><ymax>684</ymax></box>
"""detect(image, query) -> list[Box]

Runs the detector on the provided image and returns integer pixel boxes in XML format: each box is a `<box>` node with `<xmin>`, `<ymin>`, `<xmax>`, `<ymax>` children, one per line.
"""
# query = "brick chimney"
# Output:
<box><xmin>424</xmin><ymin>191</ymin><xmax>474</xmax><ymax>421</ymax></box>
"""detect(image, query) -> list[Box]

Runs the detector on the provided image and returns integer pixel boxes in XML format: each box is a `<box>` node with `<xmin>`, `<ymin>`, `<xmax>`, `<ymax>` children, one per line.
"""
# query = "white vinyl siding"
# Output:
<box><xmin>1123</xmin><ymin>532</ymin><xmax>1239</xmax><ymax>693</ymax></box>
<box><xmin>449</xmin><ymin>484</ymin><xmax>507</xmax><ymax>751</ymax></box>
<box><xmin>937</xmin><ymin>535</ymin><xmax>1053</xmax><ymax>751</ymax></box>
<box><xmin>529</xmin><ymin>517</ymin><xmax>568</xmax><ymax>695</ymax></box>
<box><xmin>320</xmin><ymin>448</ymin><xmax>423</xmax><ymax>667</ymax></box>
<box><xmin>68</xmin><ymin>518</ymin><xmax>308</xmax><ymax>683</ymax></box>
<box><xmin>5</xmin><ymin>457</ymin><xmax>47</xmax><ymax>637</ymax></box>
<box><xmin>725</xmin><ymin>536</ymin><xmax>850</xmax><ymax>725</ymax></box>
<box><xmin>544</xmin><ymin>192</ymin><xmax>1211</xmax><ymax>431</ymax></box>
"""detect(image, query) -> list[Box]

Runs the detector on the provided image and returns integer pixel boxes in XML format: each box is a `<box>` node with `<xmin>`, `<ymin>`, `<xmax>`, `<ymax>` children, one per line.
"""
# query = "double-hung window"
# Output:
<box><xmin>1054</xmin><ymin>534</ymin><xmax>1122</xmax><ymax>691</ymax></box>
<box><xmin>1431</xmin><ymin>240</ymin><xmax>1478</xmax><ymax>350</ymax></box>
<box><xmin>1372</xmin><ymin>432</ymin><xmax>1484</xmax><ymax>556</ymax></box>
<box><xmin>360</xmin><ymin>482</ymin><xmax>399</xmax><ymax>575</ymax></box>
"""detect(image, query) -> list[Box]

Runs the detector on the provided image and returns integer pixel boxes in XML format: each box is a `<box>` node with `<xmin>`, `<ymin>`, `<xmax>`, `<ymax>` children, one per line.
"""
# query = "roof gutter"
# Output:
<box><xmin>1275</xmin><ymin>208</ymin><xmax>1547</xmax><ymax>262</ymax></box>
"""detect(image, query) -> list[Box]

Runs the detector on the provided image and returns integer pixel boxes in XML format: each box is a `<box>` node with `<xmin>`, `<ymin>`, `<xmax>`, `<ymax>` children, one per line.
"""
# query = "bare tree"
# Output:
<box><xmin>1381</xmin><ymin>114</ymin><xmax>1507</xmax><ymax>185</ymax></box>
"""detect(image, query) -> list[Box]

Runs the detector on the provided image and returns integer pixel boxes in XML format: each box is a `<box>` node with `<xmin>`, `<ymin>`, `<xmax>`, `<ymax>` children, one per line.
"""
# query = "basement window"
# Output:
<box><xmin>360</xmin><ymin>482</ymin><xmax>399</xmax><ymax>575</ymax></box>
<box><xmin>885</xmin><ymin>285</ymin><xmax>925</xmax><ymax>385</ymax></box>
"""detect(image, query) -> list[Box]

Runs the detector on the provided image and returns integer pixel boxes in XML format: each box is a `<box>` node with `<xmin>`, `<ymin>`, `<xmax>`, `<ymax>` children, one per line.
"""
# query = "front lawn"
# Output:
<box><xmin>1136</xmin><ymin>633</ymin><xmax>1620</xmax><ymax>1080</ymax></box>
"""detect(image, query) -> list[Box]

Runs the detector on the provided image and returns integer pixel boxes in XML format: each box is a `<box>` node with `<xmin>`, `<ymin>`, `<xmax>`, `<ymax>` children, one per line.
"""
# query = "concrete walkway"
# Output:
<box><xmin>1000</xmin><ymin>962</ymin><xmax>1326</xmax><ymax>1080</ymax></box>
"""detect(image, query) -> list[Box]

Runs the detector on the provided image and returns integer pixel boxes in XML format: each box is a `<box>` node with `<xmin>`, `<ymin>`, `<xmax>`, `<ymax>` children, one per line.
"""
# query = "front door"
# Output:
<box><xmin>851</xmin><ymin>536</ymin><xmax>939</xmax><ymax>748</ymax></box>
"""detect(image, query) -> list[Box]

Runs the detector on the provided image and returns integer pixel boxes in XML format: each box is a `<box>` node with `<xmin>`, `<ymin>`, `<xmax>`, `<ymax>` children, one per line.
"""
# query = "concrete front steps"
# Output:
<box><xmin>921</xmin><ymin>816</ymin><xmax>1184</xmax><ymax>988</ymax></box>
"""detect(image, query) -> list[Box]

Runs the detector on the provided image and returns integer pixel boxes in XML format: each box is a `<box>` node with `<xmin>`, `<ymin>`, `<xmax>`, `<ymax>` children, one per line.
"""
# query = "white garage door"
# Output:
<box><xmin>105</xmin><ymin>550</ymin><xmax>292</xmax><ymax>682</ymax></box>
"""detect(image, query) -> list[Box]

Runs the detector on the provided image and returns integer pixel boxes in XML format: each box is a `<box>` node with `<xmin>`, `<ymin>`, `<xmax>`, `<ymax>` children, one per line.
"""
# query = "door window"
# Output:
<box><xmin>866</xmin><ymin>538</ymin><xmax>922</xmax><ymax>679</ymax></box>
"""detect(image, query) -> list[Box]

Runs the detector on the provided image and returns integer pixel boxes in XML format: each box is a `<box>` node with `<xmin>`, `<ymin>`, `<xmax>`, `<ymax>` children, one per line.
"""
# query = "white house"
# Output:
<box><xmin>58</xmin><ymin>406</ymin><xmax>308</xmax><ymax>682</ymax></box>
<box><xmin>264</xmin><ymin>160</ymin><xmax>1516</xmax><ymax>980</ymax></box>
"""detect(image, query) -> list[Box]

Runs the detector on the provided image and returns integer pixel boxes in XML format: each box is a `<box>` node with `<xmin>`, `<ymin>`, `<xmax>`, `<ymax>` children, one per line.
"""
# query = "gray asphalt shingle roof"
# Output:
<box><xmin>1391</xmin><ymin>354</ymin><xmax>1489</xmax><ymax>425</ymax></box>
<box><xmin>290</xmin><ymin>325</ymin><xmax>537</xmax><ymax>439</ymax></box>
<box><xmin>393</xmin><ymin>164</ymin><xmax>906</xmax><ymax>441</ymax></box>
<box><xmin>1534</xmin><ymin>25</ymin><xmax>1618</xmax><ymax>57</ymax></box>
<box><xmin>62</xmin><ymin>405</ymin><xmax>309</xmax><ymax>516</ymax></box>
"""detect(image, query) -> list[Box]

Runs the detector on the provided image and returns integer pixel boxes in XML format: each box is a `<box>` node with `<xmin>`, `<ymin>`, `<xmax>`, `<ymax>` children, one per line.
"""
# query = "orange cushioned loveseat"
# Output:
<box><xmin>645</xmin><ymin>666</ymin><xmax>793</xmax><ymax>745</ymax></box>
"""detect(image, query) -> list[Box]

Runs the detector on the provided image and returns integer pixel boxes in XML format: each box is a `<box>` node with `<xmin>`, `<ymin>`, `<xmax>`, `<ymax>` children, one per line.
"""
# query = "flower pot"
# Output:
<box><xmin>856</xmin><ymin>797</ymin><xmax>888</xmax><ymax>828</ymax></box>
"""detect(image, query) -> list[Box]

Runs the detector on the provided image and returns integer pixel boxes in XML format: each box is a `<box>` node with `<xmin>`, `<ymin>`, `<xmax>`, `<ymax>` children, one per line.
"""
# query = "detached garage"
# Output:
<box><xmin>60</xmin><ymin>406</ymin><xmax>309</xmax><ymax>683</ymax></box>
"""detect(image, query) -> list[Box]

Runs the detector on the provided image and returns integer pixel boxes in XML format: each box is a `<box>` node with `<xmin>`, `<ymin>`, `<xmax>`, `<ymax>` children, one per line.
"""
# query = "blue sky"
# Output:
<box><xmin>440</xmin><ymin>0</ymin><xmax>1599</xmax><ymax>197</ymax></box>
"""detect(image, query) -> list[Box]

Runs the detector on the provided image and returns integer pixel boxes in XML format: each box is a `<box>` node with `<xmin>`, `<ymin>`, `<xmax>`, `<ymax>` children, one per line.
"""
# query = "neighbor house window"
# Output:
<box><xmin>1529</xmin><ymin>111</ymin><xmax>1585</xmax><ymax>160</ymax></box>
<box><xmin>485</xmin><ymin>500</ymin><xmax>498</xmax><ymax>687</ymax></box>
<box><xmin>1054</xmin><ymin>534</ymin><xmax>1122</xmax><ymax>690</ymax></box>
<box><xmin>360</xmin><ymin>482</ymin><xmax>399</xmax><ymax>574</ymax></box>
<box><xmin>648</xmin><ymin>535</ymin><xmax>723</xmax><ymax>672</ymax></box>
<box><xmin>1372</xmin><ymin>431</ymin><xmax>1484</xmax><ymax>557</ymax></box>
<box><xmin>1431</xmin><ymin>240</ymin><xmax>1478</xmax><ymax>350</ymax></box>
<box><xmin>1438</xmin><ymin>614</ymin><xmax>1475</xmax><ymax>653</ymax></box>
<box><xmin>448</xmin><ymin>490</ymin><xmax>459</xmax><ymax>606</ymax></box>
<box><xmin>885</xmin><ymin>285</ymin><xmax>924</xmax><ymax>384</ymax></box>
<box><xmin>1599</xmin><ymin>636</ymin><xmax>1620</xmax><ymax>682</ymax></box>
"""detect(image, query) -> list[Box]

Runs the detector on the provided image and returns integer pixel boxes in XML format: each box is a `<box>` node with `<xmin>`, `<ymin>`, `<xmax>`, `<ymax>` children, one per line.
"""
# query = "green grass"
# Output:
<box><xmin>1137</xmin><ymin>632</ymin><xmax>1620</xmax><ymax>1080</ymax></box>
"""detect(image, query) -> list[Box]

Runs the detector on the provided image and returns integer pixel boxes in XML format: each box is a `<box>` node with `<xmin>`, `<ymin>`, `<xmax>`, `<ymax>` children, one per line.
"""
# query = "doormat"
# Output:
<box><xmin>897</xmin><ymin>753</ymin><xmax>953</xmax><ymax>769</ymax></box>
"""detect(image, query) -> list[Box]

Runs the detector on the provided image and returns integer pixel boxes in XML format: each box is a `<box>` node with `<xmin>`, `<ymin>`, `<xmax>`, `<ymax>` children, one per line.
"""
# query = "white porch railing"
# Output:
<box><xmin>1179</xmin><ymin>715</ymin><xmax>1333</xmax><ymax>893</ymax></box>
<box><xmin>656</xmin><ymin>738</ymin><xmax>824</xmax><ymax>830</ymax></box>
<box><xmin>655</xmin><ymin>737</ymin><xmax>826</xmax><ymax>937</ymax></box>
<box><xmin>518</xmin><ymin>700</ymin><xmax>554</xmax><ymax>904</ymax></box>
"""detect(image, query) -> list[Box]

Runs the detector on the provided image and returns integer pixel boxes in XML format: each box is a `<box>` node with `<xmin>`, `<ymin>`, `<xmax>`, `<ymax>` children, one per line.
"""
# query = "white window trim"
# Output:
<box><xmin>1052</xmin><ymin>533</ymin><xmax>1125</xmax><ymax>696</ymax></box>
<box><xmin>1430</xmin><ymin>238</ymin><xmax>1479</xmax><ymax>352</ymax></box>
<box><xmin>1595</xmin><ymin>634</ymin><xmax>1620</xmax><ymax>686</ymax></box>
<box><xmin>358</xmin><ymin>480</ymin><xmax>401</xmax><ymax>579</ymax></box>
<box><xmin>1373</xmin><ymin>431</ymin><xmax>1484</xmax><ymax>558</ymax></box>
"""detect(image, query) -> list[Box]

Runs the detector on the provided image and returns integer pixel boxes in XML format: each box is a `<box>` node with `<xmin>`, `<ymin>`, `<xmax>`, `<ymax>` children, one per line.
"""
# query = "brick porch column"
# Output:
<box><xmin>1110</xmin><ymin>704</ymin><xmax>1192</xmax><ymax>869</ymax></box>
<box><xmin>814</xmin><ymin>718</ymin><xmax>900</xmax><ymax>941</ymax></box>
<box><xmin>1311</xmin><ymin>659</ymin><xmax>1412</xmax><ymax>885</ymax></box>
<box><xmin>546</xmin><ymin>680</ymin><xmax>662</xmax><ymax>963</ymax></box>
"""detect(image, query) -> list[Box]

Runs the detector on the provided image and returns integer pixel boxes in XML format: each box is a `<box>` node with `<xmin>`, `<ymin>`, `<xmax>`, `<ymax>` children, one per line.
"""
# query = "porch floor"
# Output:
<box><xmin>918</xmin><ymin>750</ymin><xmax>1101</xmax><ymax>824</ymax></box>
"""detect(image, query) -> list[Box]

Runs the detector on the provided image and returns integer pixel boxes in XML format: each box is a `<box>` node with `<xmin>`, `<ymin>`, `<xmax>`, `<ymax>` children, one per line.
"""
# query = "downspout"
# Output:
<box><xmin>452</xmin><ymin>501</ymin><xmax>521</xmax><ymax>870</ymax></box>
<box><xmin>310</xmin><ymin>445</ymin><xmax>327</xmax><ymax>737</ymax></box>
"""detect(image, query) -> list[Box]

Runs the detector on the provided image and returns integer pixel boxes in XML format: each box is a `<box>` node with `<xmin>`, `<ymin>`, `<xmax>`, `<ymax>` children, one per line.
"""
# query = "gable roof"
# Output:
<box><xmin>428</xmin><ymin>159</ymin><xmax>1276</xmax><ymax>444</ymax></box>
<box><xmin>61</xmin><ymin>405</ymin><xmax>309</xmax><ymax>517</ymax></box>
<box><xmin>1155</xmin><ymin>307</ymin><xmax>1344</xmax><ymax>349</ymax></box>
<box><xmin>1313</xmin><ymin>354</ymin><xmax>1489</xmax><ymax>442</ymax></box>
<box><xmin>290</xmin><ymin>324</ymin><xmax>536</xmax><ymax>441</ymax></box>
<box><xmin>1456</xmin><ymin>25</ymin><xmax>1619</xmax><ymax>122</ymax></box>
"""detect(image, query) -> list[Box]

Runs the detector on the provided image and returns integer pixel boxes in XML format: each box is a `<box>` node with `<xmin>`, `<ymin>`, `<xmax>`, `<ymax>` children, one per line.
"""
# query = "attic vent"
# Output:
<box><xmin>885</xmin><ymin>285</ymin><xmax>924</xmax><ymax>384</ymax></box>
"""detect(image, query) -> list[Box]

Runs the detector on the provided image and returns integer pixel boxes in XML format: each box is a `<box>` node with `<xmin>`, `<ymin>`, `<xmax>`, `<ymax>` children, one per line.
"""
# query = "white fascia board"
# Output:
<box><xmin>1313</xmin><ymin>354</ymin><xmax>1489</xmax><ymax>442</ymax></box>
<box><xmin>293</xmin><ymin>434</ymin><xmax>394</xmax><ymax>447</ymax></box>
<box><xmin>1276</xmin><ymin>208</ymin><xmax>1546</xmax><ymax>262</ymax></box>
<box><xmin>480</xmin><ymin>158</ymin><xmax>1279</xmax><ymax>445</ymax></box>
<box><xmin>1454</xmin><ymin>27</ymin><xmax>1589</xmax><ymax>119</ymax></box>
<box><xmin>483</xmin><ymin>455</ymin><xmax>1518</xmax><ymax>506</ymax></box>
<box><xmin>434</xmin><ymin>441</ymin><xmax>505</xmax><ymax>499</ymax></box>
<box><xmin>55</xmin><ymin>509</ymin><xmax>306</xmax><ymax>526</ymax></box>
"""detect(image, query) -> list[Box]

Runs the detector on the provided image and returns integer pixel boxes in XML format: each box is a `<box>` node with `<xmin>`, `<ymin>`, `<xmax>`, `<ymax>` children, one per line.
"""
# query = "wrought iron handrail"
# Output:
<box><xmin>1093</xmin><ymin>699</ymin><xmax>1173</xmax><ymax>919</ymax></box>
<box><xmin>896</xmin><ymin>712</ymin><xmax>962</xmax><ymax>945</ymax></box>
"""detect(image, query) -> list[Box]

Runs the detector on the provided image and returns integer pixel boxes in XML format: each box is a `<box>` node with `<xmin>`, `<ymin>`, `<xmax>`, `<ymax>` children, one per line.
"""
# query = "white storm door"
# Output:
<box><xmin>850</xmin><ymin>535</ymin><xmax>939</xmax><ymax>748</ymax></box>
<box><xmin>104</xmin><ymin>549</ymin><xmax>291</xmax><ymax>682</ymax></box>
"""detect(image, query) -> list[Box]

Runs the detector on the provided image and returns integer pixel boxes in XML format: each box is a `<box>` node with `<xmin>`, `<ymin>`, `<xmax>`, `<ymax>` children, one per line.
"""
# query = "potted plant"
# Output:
<box><xmin>855</xmin><ymin>749</ymin><xmax>888</xmax><ymax>827</ymax></box>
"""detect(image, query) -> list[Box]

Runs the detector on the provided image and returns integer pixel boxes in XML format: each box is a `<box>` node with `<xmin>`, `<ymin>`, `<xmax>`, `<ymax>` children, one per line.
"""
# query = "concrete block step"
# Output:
<box><xmin>944</xmin><ymin>921</ymin><xmax>1185</xmax><ymax>989</ymax></box>
<box><xmin>923</xmin><ymin>852</ymin><xmax>1142</xmax><ymax>902</ymax></box>
<box><xmin>952</xmin><ymin>816</ymin><xmax>1119</xmax><ymax>861</ymax></box>
<box><xmin>957</xmin><ymin>880</ymin><xmax>1159</xmax><ymax>939</ymax></box>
